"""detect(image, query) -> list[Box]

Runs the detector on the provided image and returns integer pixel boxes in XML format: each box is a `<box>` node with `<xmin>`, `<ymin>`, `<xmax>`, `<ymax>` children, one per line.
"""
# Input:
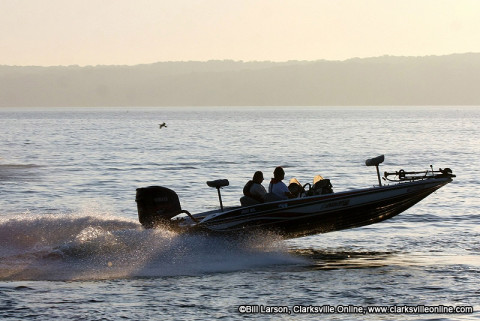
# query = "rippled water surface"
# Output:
<box><xmin>0</xmin><ymin>106</ymin><xmax>479</xmax><ymax>320</ymax></box>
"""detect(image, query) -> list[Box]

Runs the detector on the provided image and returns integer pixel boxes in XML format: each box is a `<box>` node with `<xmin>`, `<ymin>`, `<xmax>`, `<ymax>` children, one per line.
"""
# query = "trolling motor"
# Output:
<box><xmin>365</xmin><ymin>155</ymin><xmax>455</xmax><ymax>185</ymax></box>
<box><xmin>384</xmin><ymin>167</ymin><xmax>455</xmax><ymax>182</ymax></box>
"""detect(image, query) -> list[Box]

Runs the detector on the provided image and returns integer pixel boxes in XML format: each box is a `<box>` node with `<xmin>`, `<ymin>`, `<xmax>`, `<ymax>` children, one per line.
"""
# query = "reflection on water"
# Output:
<box><xmin>290</xmin><ymin>248</ymin><xmax>480</xmax><ymax>271</ymax></box>
<box><xmin>291</xmin><ymin>249</ymin><xmax>394</xmax><ymax>270</ymax></box>
<box><xmin>0</xmin><ymin>164</ymin><xmax>42</xmax><ymax>181</ymax></box>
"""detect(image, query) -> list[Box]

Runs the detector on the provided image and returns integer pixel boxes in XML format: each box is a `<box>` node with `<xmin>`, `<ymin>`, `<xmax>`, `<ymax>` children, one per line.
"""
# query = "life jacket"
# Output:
<box><xmin>243</xmin><ymin>180</ymin><xmax>264</xmax><ymax>202</ymax></box>
<box><xmin>243</xmin><ymin>180</ymin><xmax>254</xmax><ymax>196</ymax></box>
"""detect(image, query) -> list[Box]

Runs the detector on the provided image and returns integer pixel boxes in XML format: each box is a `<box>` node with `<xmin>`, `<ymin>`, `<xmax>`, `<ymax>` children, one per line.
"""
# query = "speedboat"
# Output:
<box><xmin>135</xmin><ymin>155</ymin><xmax>455</xmax><ymax>239</ymax></box>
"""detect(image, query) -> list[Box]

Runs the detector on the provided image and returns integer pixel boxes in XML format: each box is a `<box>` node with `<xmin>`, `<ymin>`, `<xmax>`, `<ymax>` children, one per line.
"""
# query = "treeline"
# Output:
<box><xmin>1</xmin><ymin>53</ymin><xmax>480</xmax><ymax>106</ymax></box>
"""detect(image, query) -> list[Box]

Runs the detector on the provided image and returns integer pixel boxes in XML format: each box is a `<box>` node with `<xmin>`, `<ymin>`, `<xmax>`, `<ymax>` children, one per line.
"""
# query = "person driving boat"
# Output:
<box><xmin>268</xmin><ymin>166</ymin><xmax>293</xmax><ymax>200</ymax></box>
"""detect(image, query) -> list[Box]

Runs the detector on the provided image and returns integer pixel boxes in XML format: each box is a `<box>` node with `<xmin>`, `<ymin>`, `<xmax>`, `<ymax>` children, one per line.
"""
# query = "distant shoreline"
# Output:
<box><xmin>2</xmin><ymin>53</ymin><xmax>480</xmax><ymax>107</ymax></box>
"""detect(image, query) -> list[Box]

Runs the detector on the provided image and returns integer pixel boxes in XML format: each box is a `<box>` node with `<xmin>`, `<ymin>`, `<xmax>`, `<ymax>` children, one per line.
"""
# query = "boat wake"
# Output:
<box><xmin>0</xmin><ymin>212</ymin><xmax>304</xmax><ymax>281</ymax></box>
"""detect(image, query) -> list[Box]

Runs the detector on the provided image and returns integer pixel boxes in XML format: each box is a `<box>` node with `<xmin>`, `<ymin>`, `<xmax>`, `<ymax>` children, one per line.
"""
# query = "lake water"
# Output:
<box><xmin>0</xmin><ymin>106</ymin><xmax>479</xmax><ymax>320</ymax></box>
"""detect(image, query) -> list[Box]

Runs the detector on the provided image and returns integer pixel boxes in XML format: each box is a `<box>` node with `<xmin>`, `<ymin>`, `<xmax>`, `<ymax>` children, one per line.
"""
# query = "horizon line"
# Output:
<box><xmin>2</xmin><ymin>52</ymin><xmax>478</xmax><ymax>68</ymax></box>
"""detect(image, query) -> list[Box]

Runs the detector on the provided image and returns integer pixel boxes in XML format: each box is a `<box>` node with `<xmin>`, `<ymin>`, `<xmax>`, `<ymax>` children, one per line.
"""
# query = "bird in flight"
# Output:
<box><xmin>159</xmin><ymin>122</ymin><xmax>167</xmax><ymax>129</ymax></box>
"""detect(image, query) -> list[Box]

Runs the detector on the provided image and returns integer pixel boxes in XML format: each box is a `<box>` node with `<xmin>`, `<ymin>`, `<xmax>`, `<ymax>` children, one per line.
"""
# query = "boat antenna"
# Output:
<box><xmin>365</xmin><ymin>155</ymin><xmax>385</xmax><ymax>187</ymax></box>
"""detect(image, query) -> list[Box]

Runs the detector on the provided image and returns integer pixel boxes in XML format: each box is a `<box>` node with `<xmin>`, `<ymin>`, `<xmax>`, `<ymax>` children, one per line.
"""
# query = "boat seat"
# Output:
<box><xmin>288</xmin><ymin>178</ymin><xmax>304</xmax><ymax>198</ymax></box>
<box><xmin>312</xmin><ymin>179</ymin><xmax>333</xmax><ymax>195</ymax></box>
<box><xmin>365</xmin><ymin>155</ymin><xmax>385</xmax><ymax>167</ymax></box>
<box><xmin>264</xmin><ymin>192</ymin><xmax>284</xmax><ymax>202</ymax></box>
<box><xmin>240</xmin><ymin>196</ymin><xmax>261</xmax><ymax>207</ymax></box>
<box><xmin>206</xmin><ymin>179</ymin><xmax>229</xmax><ymax>188</ymax></box>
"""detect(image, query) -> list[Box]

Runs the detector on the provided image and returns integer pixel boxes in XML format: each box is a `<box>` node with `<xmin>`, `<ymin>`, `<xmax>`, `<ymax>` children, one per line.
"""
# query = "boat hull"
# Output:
<box><xmin>193</xmin><ymin>177</ymin><xmax>452</xmax><ymax>239</ymax></box>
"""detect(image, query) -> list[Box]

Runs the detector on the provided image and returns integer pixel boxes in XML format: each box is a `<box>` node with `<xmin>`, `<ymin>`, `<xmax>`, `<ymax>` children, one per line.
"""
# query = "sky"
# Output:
<box><xmin>1</xmin><ymin>0</ymin><xmax>480</xmax><ymax>66</ymax></box>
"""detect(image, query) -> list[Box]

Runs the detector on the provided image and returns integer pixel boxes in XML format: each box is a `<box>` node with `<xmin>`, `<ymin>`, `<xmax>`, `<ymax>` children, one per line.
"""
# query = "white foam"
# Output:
<box><xmin>0</xmin><ymin>212</ymin><xmax>306</xmax><ymax>280</ymax></box>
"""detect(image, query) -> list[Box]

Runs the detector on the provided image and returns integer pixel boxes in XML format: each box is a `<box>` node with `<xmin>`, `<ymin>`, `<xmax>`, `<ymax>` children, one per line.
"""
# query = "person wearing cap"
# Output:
<box><xmin>268</xmin><ymin>166</ymin><xmax>293</xmax><ymax>200</ymax></box>
<box><xmin>243</xmin><ymin>171</ymin><xmax>267</xmax><ymax>202</ymax></box>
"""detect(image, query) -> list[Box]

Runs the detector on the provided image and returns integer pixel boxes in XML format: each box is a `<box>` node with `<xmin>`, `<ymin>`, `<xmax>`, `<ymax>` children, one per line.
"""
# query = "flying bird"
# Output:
<box><xmin>159</xmin><ymin>122</ymin><xmax>167</xmax><ymax>129</ymax></box>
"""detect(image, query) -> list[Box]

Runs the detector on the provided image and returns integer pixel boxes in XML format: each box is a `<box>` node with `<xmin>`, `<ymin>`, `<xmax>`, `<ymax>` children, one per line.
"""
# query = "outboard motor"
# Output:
<box><xmin>136</xmin><ymin>186</ymin><xmax>182</xmax><ymax>228</ymax></box>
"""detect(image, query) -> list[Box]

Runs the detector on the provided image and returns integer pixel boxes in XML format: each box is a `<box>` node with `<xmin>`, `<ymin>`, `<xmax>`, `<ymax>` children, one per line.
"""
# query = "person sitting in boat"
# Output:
<box><xmin>243</xmin><ymin>171</ymin><xmax>267</xmax><ymax>203</ymax></box>
<box><xmin>268</xmin><ymin>166</ymin><xmax>293</xmax><ymax>200</ymax></box>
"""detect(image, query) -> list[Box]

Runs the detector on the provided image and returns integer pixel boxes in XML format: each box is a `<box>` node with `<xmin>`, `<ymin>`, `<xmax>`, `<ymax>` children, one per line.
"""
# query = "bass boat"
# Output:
<box><xmin>136</xmin><ymin>155</ymin><xmax>455</xmax><ymax>239</ymax></box>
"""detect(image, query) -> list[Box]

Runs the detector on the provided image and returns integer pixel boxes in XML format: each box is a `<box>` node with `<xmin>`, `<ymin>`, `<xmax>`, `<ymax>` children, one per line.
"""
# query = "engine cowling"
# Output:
<box><xmin>135</xmin><ymin>186</ymin><xmax>182</xmax><ymax>228</ymax></box>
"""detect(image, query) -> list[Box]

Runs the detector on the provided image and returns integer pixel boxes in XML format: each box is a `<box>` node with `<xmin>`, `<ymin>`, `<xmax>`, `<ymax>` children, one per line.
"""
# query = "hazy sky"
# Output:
<box><xmin>1</xmin><ymin>0</ymin><xmax>479</xmax><ymax>66</ymax></box>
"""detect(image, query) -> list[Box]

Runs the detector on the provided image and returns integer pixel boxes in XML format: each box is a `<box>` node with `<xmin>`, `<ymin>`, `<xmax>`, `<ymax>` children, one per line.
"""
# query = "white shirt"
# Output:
<box><xmin>269</xmin><ymin>181</ymin><xmax>289</xmax><ymax>200</ymax></box>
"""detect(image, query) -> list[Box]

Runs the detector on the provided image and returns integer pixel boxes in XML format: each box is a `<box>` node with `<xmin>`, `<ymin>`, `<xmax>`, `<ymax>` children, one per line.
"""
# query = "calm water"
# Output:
<box><xmin>0</xmin><ymin>106</ymin><xmax>479</xmax><ymax>320</ymax></box>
